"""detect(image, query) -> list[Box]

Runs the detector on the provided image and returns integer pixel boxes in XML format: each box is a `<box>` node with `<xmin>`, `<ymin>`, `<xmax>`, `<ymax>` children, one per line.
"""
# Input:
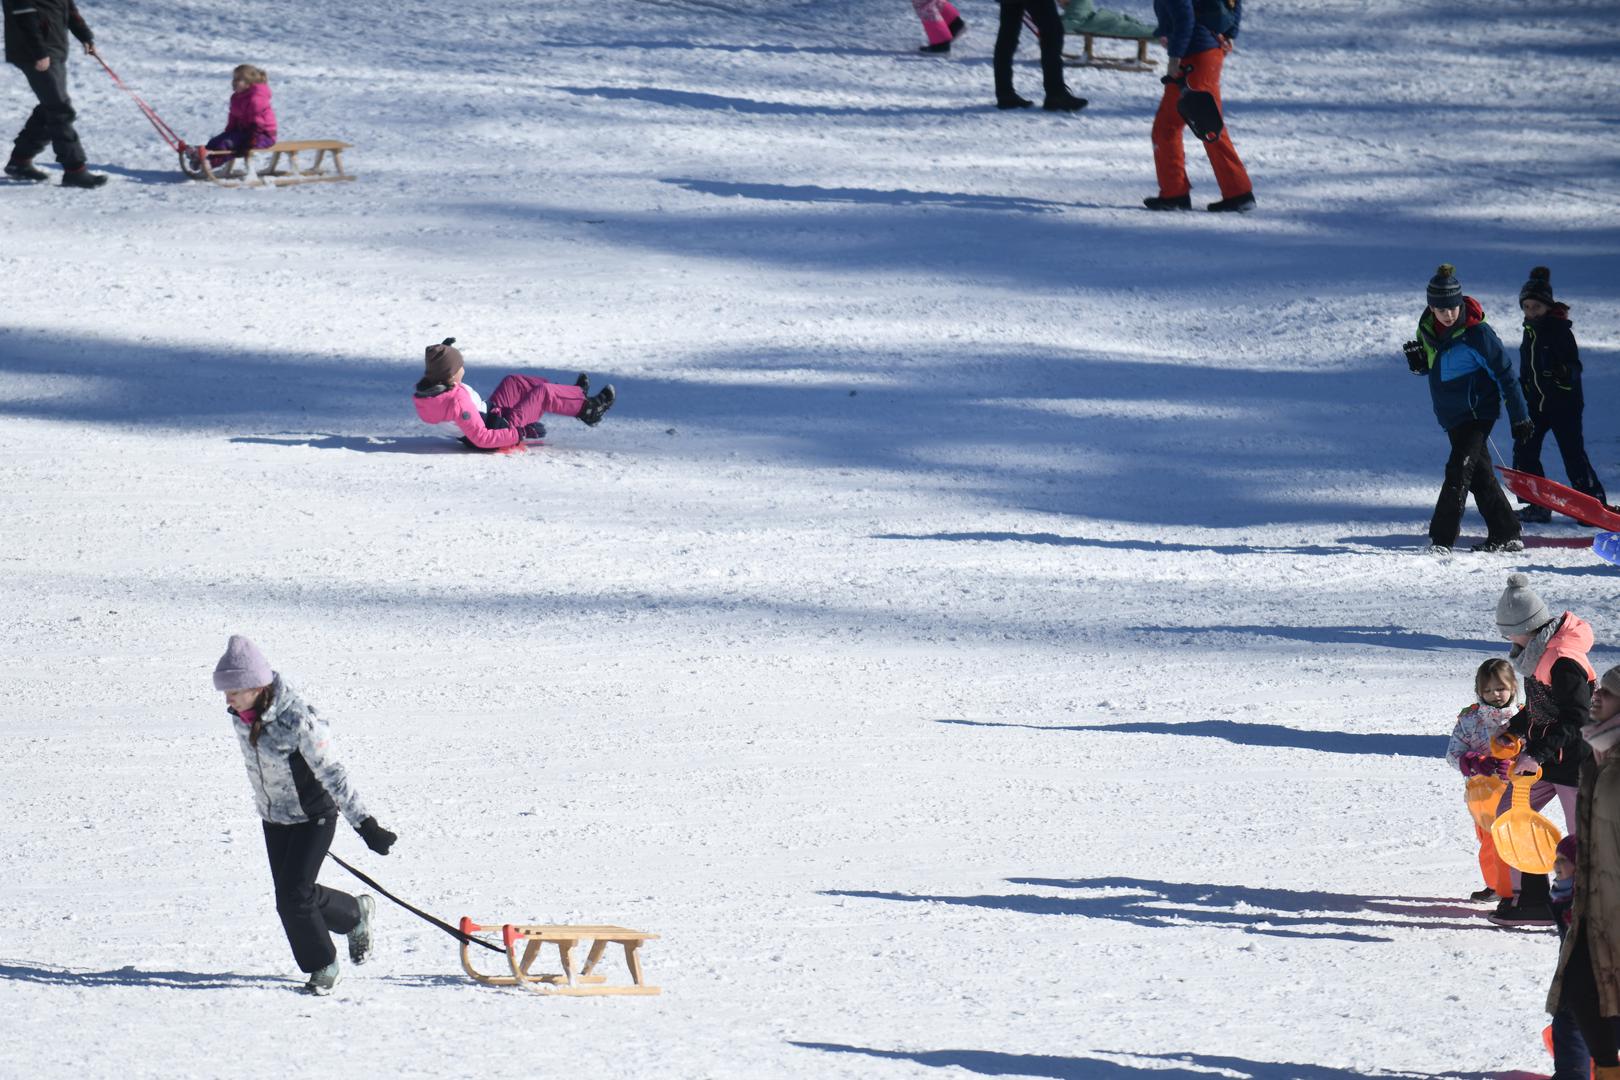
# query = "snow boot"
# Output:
<box><xmin>1471</xmin><ymin>537</ymin><xmax>1525</xmax><ymax>553</ymax></box>
<box><xmin>1517</xmin><ymin>503</ymin><xmax>1553</xmax><ymax>524</ymax></box>
<box><xmin>1426</xmin><ymin>543</ymin><xmax>1453</xmax><ymax>556</ymax></box>
<box><xmin>574</xmin><ymin>372</ymin><xmax>591</xmax><ymax>395</ymax></box>
<box><xmin>577</xmin><ymin>384</ymin><xmax>616</xmax><ymax>426</ymax></box>
<box><xmin>1207</xmin><ymin>191</ymin><xmax>1256</xmax><ymax>213</ymax></box>
<box><xmin>1144</xmin><ymin>194</ymin><xmax>1192</xmax><ymax>211</ymax></box>
<box><xmin>1043</xmin><ymin>89</ymin><xmax>1088</xmax><ymax>112</ymax></box>
<box><xmin>949</xmin><ymin>15</ymin><xmax>966</xmax><ymax>38</ymax></box>
<box><xmin>1468</xmin><ymin>886</ymin><xmax>1497</xmax><ymax>902</ymax></box>
<box><xmin>919</xmin><ymin>40</ymin><xmax>951</xmax><ymax>54</ymax></box>
<box><xmin>4</xmin><ymin>159</ymin><xmax>48</xmax><ymax>182</ymax></box>
<box><xmin>996</xmin><ymin>93</ymin><xmax>1034</xmax><ymax>110</ymax></box>
<box><xmin>1488</xmin><ymin>898</ymin><xmax>1554</xmax><ymax>927</ymax></box>
<box><xmin>303</xmin><ymin>959</ymin><xmax>342</xmax><ymax>995</ymax></box>
<box><xmin>348</xmin><ymin>895</ymin><xmax>376</xmax><ymax>965</ymax></box>
<box><xmin>61</xmin><ymin>167</ymin><xmax>107</xmax><ymax>189</ymax></box>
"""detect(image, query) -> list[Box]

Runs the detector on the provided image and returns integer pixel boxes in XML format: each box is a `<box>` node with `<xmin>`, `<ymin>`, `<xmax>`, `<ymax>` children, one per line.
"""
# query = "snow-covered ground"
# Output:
<box><xmin>3</xmin><ymin>0</ymin><xmax>1619</xmax><ymax>1076</ymax></box>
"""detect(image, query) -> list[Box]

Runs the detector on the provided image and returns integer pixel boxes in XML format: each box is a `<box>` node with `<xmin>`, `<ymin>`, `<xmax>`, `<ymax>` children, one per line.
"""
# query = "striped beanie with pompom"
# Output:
<box><xmin>1519</xmin><ymin>266</ymin><xmax>1555</xmax><ymax>308</ymax></box>
<box><xmin>1427</xmin><ymin>263</ymin><xmax>1462</xmax><ymax>310</ymax></box>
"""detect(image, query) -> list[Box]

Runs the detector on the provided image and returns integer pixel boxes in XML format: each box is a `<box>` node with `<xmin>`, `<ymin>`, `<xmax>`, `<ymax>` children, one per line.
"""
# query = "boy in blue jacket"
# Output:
<box><xmin>1403</xmin><ymin>263</ymin><xmax>1533</xmax><ymax>554</ymax></box>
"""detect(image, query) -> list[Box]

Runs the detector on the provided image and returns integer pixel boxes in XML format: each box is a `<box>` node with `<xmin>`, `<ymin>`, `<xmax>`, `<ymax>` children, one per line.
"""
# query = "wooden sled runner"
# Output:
<box><xmin>182</xmin><ymin>139</ymin><xmax>356</xmax><ymax>187</ymax></box>
<box><xmin>458</xmin><ymin>919</ymin><xmax>660</xmax><ymax>995</ymax></box>
<box><xmin>1062</xmin><ymin>32</ymin><xmax>1157</xmax><ymax>72</ymax></box>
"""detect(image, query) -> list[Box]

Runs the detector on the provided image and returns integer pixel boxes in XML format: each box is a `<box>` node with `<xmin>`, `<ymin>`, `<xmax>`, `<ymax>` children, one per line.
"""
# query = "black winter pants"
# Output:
<box><xmin>1513</xmin><ymin>399</ymin><xmax>1607</xmax><ymax>504</ymax></box>
<box><xmin>1430</xmin><ymin>418</ymin><xmax>1520</xmax><ymax>547</ymax></box>
<box><xmin>11</xmin><ymin>60</ymin><xmax>86</xmax><ymax>170</ymax></box>
<box><xmin>994</xmin><ymin>0</ymin><xmax>1068</xmax><ymax>101</ymax></box>
<box><xmin>262</xmin><ymin>817</ymin><xmax>360</xmax><ymax>972</ymax></box>
<box><xmin>1558</xmin><ymin>929</ymin><xmax>1620</xmax><ymax>1067</ymax></box>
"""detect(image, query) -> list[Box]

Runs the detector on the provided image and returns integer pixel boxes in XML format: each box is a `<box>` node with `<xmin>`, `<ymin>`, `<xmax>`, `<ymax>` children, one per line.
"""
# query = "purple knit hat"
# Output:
<box><xmin>1556</xmin><ymin>835</ymin><xmax>1577</xmax><ymax>866</ymax></box>
<box><xmin>213</xmin><ymin>635</ymin><xmax>273</xmax><ymax>691</ymax></box>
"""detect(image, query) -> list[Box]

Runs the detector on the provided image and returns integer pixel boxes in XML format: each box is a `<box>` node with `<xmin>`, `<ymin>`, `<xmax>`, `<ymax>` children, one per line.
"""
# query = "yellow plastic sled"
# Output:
<box><xmin>1490</xmin><ymin>764</ymin><xmax>1563</xmax><ymax>874</ymax></box>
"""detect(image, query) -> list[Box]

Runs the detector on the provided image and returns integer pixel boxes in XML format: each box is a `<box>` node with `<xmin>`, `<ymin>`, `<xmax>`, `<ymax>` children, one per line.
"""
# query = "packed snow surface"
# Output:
<box><xmin>2</xmin><ymin>0</ymin><xmax>1619</xmax><ymax>1076</ymax></box>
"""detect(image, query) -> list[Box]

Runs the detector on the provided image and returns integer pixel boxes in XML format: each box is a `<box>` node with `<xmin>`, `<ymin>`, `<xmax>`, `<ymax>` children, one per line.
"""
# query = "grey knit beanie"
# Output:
<box><xmin>213</xmin><ymin>634</ymin><xmax>274</xmax><ymax>691</ymax></box>
<box><xmin>1427</xmin><ymin>262</ymin><xmax>1463</xmax><ymax>310</ymax></box>
<box><xmin>1519</xmin><ymin>266</ymin><xmax>1555</xmax><ymax>308</ymax></box>
<box><xmin>1496</xmin><ymin>573</ymin><xmax>1552</xmax><ymax>638</ymax></box>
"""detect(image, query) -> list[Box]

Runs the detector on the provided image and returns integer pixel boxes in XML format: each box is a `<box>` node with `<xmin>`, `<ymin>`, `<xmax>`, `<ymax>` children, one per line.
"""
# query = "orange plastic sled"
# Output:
<box><xmin>1465</xmin><ymin>733</ymin><xmax>1523</xmax><ymax>830</ymax></box>
<box><xmin>1490</xmin><ymin>764</ymin><xmax>1563</xmax><ymax>873</ymax></box>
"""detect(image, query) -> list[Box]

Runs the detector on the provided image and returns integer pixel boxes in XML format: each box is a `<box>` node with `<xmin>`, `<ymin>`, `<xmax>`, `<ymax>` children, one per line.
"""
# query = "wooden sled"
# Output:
<box><xmin>1497</xmin><ymin>466</ymin><xmax>1620</xmax><ymax>531</ymax></box>
<box><xmin>1062</xmin><ymin>32</ymin><xmax>1157</xmax><ymax>72</ymax></box>
<box><xmin>458</xmin><ymin>919</ymin><xmax>660</xmax><ymax>995</ymax></box>
<box><xmin>184</xmin><ymin>139</ymin><xmax>356</xmax><ymax>188</ymax></box>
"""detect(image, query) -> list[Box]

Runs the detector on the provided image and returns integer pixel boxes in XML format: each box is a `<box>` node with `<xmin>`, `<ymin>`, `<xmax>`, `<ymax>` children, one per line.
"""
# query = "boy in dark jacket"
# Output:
<box><xmin>1511</xmin><ymin>266</ymin><xmax>1609</xmax><ymax>523</ymax></box>
<box><xmin>1404</xmin><ymin>263</ymin><xmax>1534</xmax><ymax>553</ymax></box>
<box><xmin>2</xmin><ymin>0</ymin><xmax>106</xmax><ymax>187</ymax></box>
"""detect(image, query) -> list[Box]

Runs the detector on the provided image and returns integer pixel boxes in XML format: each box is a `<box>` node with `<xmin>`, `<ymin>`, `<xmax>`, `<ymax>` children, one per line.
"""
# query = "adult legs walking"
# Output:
<box><xmin>12</xmin><ymin>62</ymin><xmax>86</xmax><ymax>171</ymax></box>
<box><xmin>994</xmin><ymin>0</ymin><xmax>1068</xmax><ymax>103</ymax></box>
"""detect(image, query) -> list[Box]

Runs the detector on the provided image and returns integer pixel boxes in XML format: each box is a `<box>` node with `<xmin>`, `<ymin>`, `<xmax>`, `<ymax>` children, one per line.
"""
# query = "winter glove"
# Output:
<box><xmin>1402</xmin><ymin>340</ymin><xmax>1427</xmax><ymax>375</ymax></box>
<box><xmin>357</xmin><ymin>817</ymin><xmax>397</xmax><ymax>855</ymax></box>
<box><xmin>520</xmin><ymin>421</ymin><xmax>547</xmax><ymax>441</ymax></box>
<box><xmin>482</xmin><ymin>411</ymin><xmax>511</xmax><ymax>431</ymax></box>
<box><xmin>1511</xmin><ymin>419</ymin><xmax>1536</xmax><ymax>442</ymax></box>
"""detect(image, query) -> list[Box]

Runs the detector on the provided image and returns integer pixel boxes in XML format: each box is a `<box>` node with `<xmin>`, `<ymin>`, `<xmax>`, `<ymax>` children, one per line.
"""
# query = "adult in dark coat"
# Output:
<box><xmin>1511</xmin><ymin>265</ymin><xmax>1609</xmax><ymax>523</ymax></box>
<box><xmin>2</xmin><ymin>0</ymin><xmax>106</xmax><ymax>187</ymax></box>
<box><xmin>992</xmin><ymin>0</ymin><xmax>1087</xmax><ymax>112</ymax></box>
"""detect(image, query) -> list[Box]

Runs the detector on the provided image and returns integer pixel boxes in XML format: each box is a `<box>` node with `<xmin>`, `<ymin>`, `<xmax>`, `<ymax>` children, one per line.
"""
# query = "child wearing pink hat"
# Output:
<box><xmin>214</xmin><ymin>634</ymin><xmax>397</xmax><ymax>996</ymax></box>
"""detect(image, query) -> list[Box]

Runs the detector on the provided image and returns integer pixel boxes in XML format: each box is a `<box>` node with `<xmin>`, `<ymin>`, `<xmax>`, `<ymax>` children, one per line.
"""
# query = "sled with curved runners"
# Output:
<box><xmin>458</xmin><ymin>919</ymin><xmax>660</xmax><ymax>995</ymax></box>
<box><xmin>1497</xmin><ymin>466</ymin><xmax>1620</xmax><ymax>531</ymax></box>
<box><xmin>182</xmin><ymin>139</ymin><xmax>356</xmax><ymax>187</ymax></box>
<box><xmin>1062</xmin><ymin>32</ymin><xmax>1157</xmax><ymax>72</ymax></box>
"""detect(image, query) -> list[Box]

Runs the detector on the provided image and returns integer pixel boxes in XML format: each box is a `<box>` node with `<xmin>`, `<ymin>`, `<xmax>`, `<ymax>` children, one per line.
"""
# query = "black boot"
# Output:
<box><xmin>918</xmin><ymin>40</ymin><xmax>951</xmax><ymax>53</ymax></box>
<box><xmin>577</xmin><ymin>385</ymin><xmax>616</xmax><ymax>426</ymax></box>
<box><xmin>1042</xmin><ymin>89</ymin><xmax>1088</xmax><ymax>112</ymax></box>
<box><xmin>996</xmin><ymin>93</ymin><xmax>1034</xmax><ymax>110</ymax></box>
<box><xmin>4</xmin><ymin>159</ymin><xmax>48</xmax><ymax>182</ymax></box>
<box><xmin>1517</xmin><ymin>503</ymin><xmax>1552</xmax><ymax>524</ymax></box>
<box><xmin>1144</xmin><ymin>194</ymin><xmax>1192</xmax><ymax>211</ymax></box>
<box><xmin>1207</xmin><ymin>191</ymin><xmax>1256</xmax><ymax>213</ymax></box>
<box><xmin>61</xmin><ymin>167</ymin><xmax>107</xmax><ymax>189</ymax></box>
<box><xmin>575</xmin><ymin>373</ymin><xmax>590</xmax><ymax>395</ymax></box>
<box><xmin>948</xmin><ymin>16</ymin><xmax>966</xmax><ymax>37</ymax></box>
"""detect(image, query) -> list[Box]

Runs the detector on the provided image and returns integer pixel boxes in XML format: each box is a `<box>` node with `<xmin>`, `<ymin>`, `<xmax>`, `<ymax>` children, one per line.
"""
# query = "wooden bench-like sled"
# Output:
<box><xmin>185</xmin><ymin>139</ymin><xmax>356</xmax><ymax>187</ymax></box>
<box><xmin>459</xmin><ymin>919</ymin><xmax>660</xmax><ymax>995</ymax></box>
<box><xmin>1062</xmin><ymin>32</ymin><xmax>1157</xmax><ymax>72</ymax></box>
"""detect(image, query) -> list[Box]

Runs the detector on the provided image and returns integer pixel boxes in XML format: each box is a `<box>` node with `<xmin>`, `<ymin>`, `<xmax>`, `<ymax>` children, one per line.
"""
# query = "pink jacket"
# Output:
<box><xmin>226</xmin><ymin>84</ymin><xmax>277</xmax><ymax>141</ymax></box>
<box><xmin>412</xmin><ymin>384</ymin><xmax>521</xmax><ymax>451</ymax></box>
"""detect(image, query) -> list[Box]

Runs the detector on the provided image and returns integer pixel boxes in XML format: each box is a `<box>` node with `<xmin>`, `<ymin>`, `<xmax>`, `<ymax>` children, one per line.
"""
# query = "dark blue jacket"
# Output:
<box><xmin>1417</xmin><ymin>297</ymin><xmax>1529</xmax><ymax>432</ymax></box>
<box><xmin>1520</xmin><ymin>304</ymin><xmax>1582</xmax><ymax>414</ymax></box>
<box><xmin>1153</xmin><ymin>0</ymin><xmax>1240</xmax><ymax>59</ymax></box>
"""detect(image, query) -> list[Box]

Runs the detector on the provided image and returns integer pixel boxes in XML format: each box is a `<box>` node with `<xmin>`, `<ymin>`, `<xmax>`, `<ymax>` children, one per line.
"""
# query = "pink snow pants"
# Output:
<box><xmin>911</xmin><ymin>0</ymin><xmax>962</xmax><ymax>45</ymax></box>
<box><xmin>485</xmin><ymin>374</ymin><xmax>585</xmax><ymax>426</ymax></box>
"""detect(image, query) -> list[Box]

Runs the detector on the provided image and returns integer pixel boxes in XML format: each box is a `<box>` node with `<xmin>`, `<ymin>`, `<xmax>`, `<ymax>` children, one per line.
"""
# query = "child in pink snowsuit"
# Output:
<box><xmin>411</xmin><ymin>338</ymin><xmax>616</xmax><ymax>451</ymax></box>
<box><xmin>205</xmin><ymin>64</ymin><xmax>277</xmax><ymax>165</ymax></box>
<box><xmin>911</xmin><ymin>0</ymin><xmax>966</xmax><ymax>52</ymax></box>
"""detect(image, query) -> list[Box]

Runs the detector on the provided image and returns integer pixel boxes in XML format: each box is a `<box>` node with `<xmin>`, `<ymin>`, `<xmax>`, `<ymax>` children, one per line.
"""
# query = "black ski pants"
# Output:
<box><xmin>262</xmin><ymin>817</ymin><xmax>360</xmax><ymax>973</ymax></box>
<box><xmin>1558</xmin><ymin>930</ymin><xmax>1620</xmax><ymax>1067</ymax></box>
<box><xmin>11</xmin><ymin>60</ymin><xmax>86</xmax><ymax>170</ymax></box>
<box><xmin>994</xmin><ymin>0</ymin><xmax>1067</xmax><ymax>102</ymax></box>
<box><xmin>1513</xmin><ymin>398</ymin><xmax>1607</xmax><ymax>504</ymax></box>
<box><xmin>1430</xmin><ymin>417</ymin><xmax>1520</xmax><ymax>547</ymax></box>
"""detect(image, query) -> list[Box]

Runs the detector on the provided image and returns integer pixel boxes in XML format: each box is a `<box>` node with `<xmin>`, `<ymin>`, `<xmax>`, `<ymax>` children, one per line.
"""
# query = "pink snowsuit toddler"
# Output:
<box><xmin>207</xmin><ymin>82</ymin><xmax>277</xmax><ymax>164</ymax></box>
<box><xmin>911</xmin><ymin>0</ymin><xmax>963</xmax><ymax>45</ymax></box>
<box><xmin>411</xmin><ymin>340</ymin><xmax>589</xmax><ymax>451</ymax></box>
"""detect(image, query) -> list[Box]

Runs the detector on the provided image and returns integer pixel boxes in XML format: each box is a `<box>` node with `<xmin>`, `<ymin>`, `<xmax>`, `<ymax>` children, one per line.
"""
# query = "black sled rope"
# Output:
<box><xmin>326</xmin><ymin>851</ymin><xmax>504</xmax><ymax>954</ymax></box>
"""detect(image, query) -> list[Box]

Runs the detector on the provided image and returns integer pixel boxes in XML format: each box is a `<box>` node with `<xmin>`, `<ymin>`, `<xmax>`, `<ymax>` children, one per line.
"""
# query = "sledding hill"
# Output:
<box><xmin>1</xmin><ymin>1</ymin><xmax>1618</xmax><ymax>1077</ymax></box>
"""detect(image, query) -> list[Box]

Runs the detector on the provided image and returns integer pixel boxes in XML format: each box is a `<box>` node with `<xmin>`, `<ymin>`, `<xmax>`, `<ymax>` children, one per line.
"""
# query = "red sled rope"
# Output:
<box><xmin>92</xmin><ymin>51</ymin><xmax>194</xmax><ymax>159</ymax></box>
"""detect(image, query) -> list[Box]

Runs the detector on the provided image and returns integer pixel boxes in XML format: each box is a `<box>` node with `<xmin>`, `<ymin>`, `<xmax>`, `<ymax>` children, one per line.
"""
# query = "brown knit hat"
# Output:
<box><xmin>423</xmin><ymin>337</ymin><xmax>463</xmax><ymax>384</ymax></box>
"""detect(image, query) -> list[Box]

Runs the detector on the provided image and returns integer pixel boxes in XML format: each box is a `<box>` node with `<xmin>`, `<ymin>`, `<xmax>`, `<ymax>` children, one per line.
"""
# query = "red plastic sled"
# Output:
<box><xmin>1497</xmin><ymin>467</ymin><xmax>1620</xmax><ymax>531</ymax></box>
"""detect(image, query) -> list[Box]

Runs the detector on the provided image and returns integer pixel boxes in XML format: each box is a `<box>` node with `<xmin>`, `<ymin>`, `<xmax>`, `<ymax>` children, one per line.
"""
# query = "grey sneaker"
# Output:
<box><xmin>303</xmin><ymin>959</ymin><xmax>341</xmax><ymax>995</ymax></box>
<box><xmin>348</xmin><ymin>895</ymin><xmax>375</xmax><ymax>965</ymax></box>
<box><xmin>1471</xmin><ymin>537</ymin><xmax>1525</xmax><ymax>553</ymax></box>
<box><xmin>1426</xmin><ymin>543</ymin><xmax>1452</xmax><ymax>556</ymax></box>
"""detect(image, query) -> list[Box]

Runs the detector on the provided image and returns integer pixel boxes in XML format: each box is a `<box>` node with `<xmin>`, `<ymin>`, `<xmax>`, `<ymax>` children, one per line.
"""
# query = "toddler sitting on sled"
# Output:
<box><xmin>203</xmin><ymin>64</ymin><xmax>276</xmax><ymax>167</ymax></box>
<box><xmin>412</xmin><ymin>338</ymin><xmax>616</xmax><ymax>451</ymax></box>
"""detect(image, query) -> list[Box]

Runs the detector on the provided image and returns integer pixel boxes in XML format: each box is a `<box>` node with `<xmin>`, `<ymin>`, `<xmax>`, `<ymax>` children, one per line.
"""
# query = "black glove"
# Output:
<box><xmin>1511</xmin><ymin>419</ymin><xmax>1535</xmax><ymax>442</ymax></box>
<box><xmin>520</xmin><ymin>421</ymin><xmax>546</xmax><ymax>440</ymax></box>
<box><xmin>357</xmin><ymin>817</ymin><xmax>396</xmax><ymax>855</ymax></box>
<box><xmin>482</xmin><ymin>410</ymin><xmax>511</xmax><ymax>431</ymax></box>
<box><xmin>1402</xmin><ymin>340</ymin><xmax>1426</xmax><ymax>375</ymax></box>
